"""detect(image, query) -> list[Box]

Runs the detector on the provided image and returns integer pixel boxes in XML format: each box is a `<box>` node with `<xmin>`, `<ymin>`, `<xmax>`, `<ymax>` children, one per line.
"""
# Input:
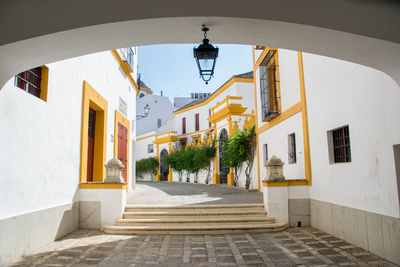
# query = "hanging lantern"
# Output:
<box><xmin>193</xmin><ymin>25</ymin><xmax>219</xmax><ymax>84</ymax></box>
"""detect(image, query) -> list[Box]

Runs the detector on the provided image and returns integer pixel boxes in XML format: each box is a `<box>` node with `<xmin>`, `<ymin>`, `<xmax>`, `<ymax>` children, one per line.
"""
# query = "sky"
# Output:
<box><xmin>138</xmin><ymin>44</ymin><xmax>253</xmax><ymax>102</ymax></box>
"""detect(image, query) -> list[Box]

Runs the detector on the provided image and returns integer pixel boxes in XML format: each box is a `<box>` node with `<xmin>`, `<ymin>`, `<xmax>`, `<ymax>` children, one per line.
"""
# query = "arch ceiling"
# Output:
<box><xmin>0</xmin><ymin>0</ymin><xmax>399</xmax><ymax>87</ymax></box>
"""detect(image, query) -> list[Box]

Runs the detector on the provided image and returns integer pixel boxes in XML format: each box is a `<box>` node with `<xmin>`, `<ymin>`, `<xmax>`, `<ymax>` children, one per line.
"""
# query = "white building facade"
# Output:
<box><xmin>0</xmin><ymin>48</ymin><xmax>138</xmax><ymax>266</ymax></box>
<box><xmin>136</xmin><ymin>93</ymin><xmax>175</xmax><ymax>136</ymax></box>
<box><xmin>136</xmin><ymin>72</ymin><xmax>259</xmax><ymax>188</ymax></box>
<box><xmin>253</xmin><ymin>46</ymin><xmax>400</xmax><ymax>264</ymax></box>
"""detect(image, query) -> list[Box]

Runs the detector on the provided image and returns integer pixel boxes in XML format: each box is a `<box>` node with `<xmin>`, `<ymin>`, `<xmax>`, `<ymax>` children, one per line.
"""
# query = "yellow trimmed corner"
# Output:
<box><xmin>79</xmin><ymin>183</ymin><xmax>128</xmax><ymax>189</ymax></box>
<box><xmin>168</xmin><ymin>142</ymin><xmax>173</xmax><ymax>181</ymax></box>
<box><xmin>80</xmin><ymin>81</ymin><xmax>108</xmax><ymax>183</ymax></box>
<box><xmin>213</xmin><ymin>122</ymin><xmax>219</xmax><ymax>184</ymax></box>
<box><xmin>298</xmin><ymin>51</ymin><xmax>312</xmax><ymax>185</ymax></box>
<box><xmin>213</xmin><ymin>173</ymin><xmax>220</xmax><ymax>184</ymax></box>
<box><xmin>39</xmin><ymin>65</ymin><xmax>49</xmax><ymax>102</ymax></box>
<box><xmin>252</xmin><ymin>45</ymin><xmax>261</xmax><ymax>192</ymax></box>
<box><xmin>114</xmin><ymin>110</ymin><xmax>130</xmax><ymax>186</ymax></box>
<box><xmin>156</xmin><ymin>143</ymin><xmax>160</xmax><ymax>181</ymax></box>
<box><xmin>228</xmin><ymin>171</ymin><xmax>235</xmax><ymax>186</ymax></box>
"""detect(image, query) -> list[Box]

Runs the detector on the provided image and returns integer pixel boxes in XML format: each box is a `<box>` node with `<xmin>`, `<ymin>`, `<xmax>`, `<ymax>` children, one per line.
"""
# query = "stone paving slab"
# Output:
<box><xmin>11</xmin><ymin>227</ymin><xmax>397</xmax><ymax>266</ymax></box>
<box><xmin>128</xmin><ymin>181</ymin><xmax>263</xmax><ymax>205</ymax></box>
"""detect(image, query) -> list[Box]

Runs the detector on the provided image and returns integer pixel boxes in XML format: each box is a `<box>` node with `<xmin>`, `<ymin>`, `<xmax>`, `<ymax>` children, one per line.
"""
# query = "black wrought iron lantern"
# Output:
<box><xmin>194</xmin><ymin>25</ymin><xmax>219</xmax><ymax>84</ymax></box>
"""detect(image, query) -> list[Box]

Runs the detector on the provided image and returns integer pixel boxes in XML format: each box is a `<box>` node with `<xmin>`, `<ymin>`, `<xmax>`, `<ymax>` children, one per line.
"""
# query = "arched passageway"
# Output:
<box><xmin>0</xmin><ymin>0</ymin><xmax>400</xmax><ymax>87</ymax></box>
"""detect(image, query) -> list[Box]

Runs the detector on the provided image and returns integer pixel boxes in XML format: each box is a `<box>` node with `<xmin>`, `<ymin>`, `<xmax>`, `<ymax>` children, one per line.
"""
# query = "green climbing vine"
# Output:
<box><xmin>223</xmin><ymin>124</ymin><xmax>256</xmax><ymax>189</ymax></box>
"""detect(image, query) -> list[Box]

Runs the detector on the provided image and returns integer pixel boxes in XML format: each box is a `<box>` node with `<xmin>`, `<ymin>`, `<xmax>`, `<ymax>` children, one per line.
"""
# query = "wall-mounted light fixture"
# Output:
<box><xmin>136</xmin><ymin>104</ymin><xmax>150</xmax><ymax>120</ymax></box>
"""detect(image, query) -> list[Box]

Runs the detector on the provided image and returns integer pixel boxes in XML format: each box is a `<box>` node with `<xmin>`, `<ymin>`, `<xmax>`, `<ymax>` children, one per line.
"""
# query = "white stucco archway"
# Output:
<box><xmin>0</xmin><ymin>0</ymin><xmax>399</xmax><ymax>88</ymax></box>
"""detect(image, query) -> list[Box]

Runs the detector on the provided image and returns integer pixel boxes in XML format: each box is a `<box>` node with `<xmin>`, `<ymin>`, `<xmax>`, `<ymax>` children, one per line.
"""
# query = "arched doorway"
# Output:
<box><xmin>159</xmin><ymin>149</ymin><xmax>169</xmax><ymax>181</ymax></box>
<box><xmin>219</xmin><ymin>128</ymin><xmax>229</xmax><ymax>184</ymax></box>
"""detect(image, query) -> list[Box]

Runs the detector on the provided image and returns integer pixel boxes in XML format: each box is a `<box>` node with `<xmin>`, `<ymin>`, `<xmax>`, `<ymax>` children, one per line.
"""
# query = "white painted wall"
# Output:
<box><xmin>0</xmin><ymin>49</ymin><xmax>137</xmax><ymax>266</ymax></box>
<box><xmin>255</xmin><ymin>48</ymin><xmax>400</xmax><ymax>219</ymax></box>
<box><xmin>136</xmin><ymin>94</ymin><xmax>175</xmax><ymax>135</ymax></box>
<box><xmin>255</xmin><ymin>49</ymin><xmax>304</xmax><ymax>187</ymax></box>
<box><xmin>303</xmin><ymin>52</ymin><xmax>400</xmax><ymax>218</ymax></box>
<box><xmin>80</xmin><ymin>188</ymin><xmax>126</xmax><ymax>228</ymax></box>
<box><xmin>279</xmin><ymin>50</ymin><xmax>301</xmax><ymax>110</ymax></box>
<box><xmin>258</xmin><ymin>113</ymin><xmax>305</xmax><ymax>181</ymax></box>
<box><xmin>136</xmin><ymin>132</ymin><xmax>156</xmax><ymax>161</ymax></box>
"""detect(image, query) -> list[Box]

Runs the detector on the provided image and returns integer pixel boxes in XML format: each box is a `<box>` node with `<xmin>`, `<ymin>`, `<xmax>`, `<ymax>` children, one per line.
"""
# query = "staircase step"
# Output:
<box><xmin>103</xmin><ymin>222</ymin><xmax>287</xmax><ymax>235</ymax></box>
<box><xmin>116</xmin><ymin>216</ymin><xmax>275</xmax><ymax>226</ymax></box>
<box><xmin>125</xmin><ymin>203</ymin><xmax>264</xmax><ymax>212</ymax></box>
<box><xmin>104</xmin><ymin>203</ymin><xmax>286</xmax><ymax>235</ymax></box>
<box><xmin>122</xmin><ymin>210</ymin><xmax>267</xmax><ymax>219</ymax></box>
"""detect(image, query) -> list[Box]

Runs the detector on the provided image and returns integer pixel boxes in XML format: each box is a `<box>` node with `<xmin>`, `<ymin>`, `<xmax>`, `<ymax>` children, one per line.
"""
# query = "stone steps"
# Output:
<box><xmin>104</xmin><ymin>203</ymin><xmax>287</xmax><ymax>235</ymax></box>
<box><xmin>116</xmin><ymin>216</ymin><xmax>275</xmax><ymax>226</ymax></box>
<box><xmin>122</xmin><ymin>210</ymin><xmax>268</xmax><ymax>219</ymax></box>
<box><xmin>124</xmin><ymin>203</ymin><xmax>264</xmax><ymax>212</ymax></box>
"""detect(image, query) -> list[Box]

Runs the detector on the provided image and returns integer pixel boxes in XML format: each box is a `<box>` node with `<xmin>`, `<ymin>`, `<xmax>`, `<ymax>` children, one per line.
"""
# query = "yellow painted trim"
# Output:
<box><xmin>211</xmin><ymin>96</ymin><xmax>242</xmax><ymax>113</ymax></box>
<box><xmin>156</xmin><ymin>143</ymin><xmax>160</xmax><ymax>181</ymax></box>
<box><xmin>156</xmin><ymin>131</ymin><xmax>177</xmax><ymax>136</ymax></box>
<box><xmin>79</xmin><ymin>183</ymin><xmax>128</xmax><ymax>189</ymax></box>
<box><xmin>140</xmin><ymin>87</ymin><xmax>153</xmax><ymax>95</ymax></box>
<box><xmin>209</xmin><ymin>104</ymin><xmax>247</xmax><ymax>124</ymax></box>
<box><xmin>213</xmin><ymin>122</ymin><xmax>219</xmax><ymax>184</ymax></box>
<box><xmin>275</xmin><ymin>51</ymin><xmax>282</xmax><ymax>113</ymax></box>
<box><xmin>154</xmin><ymin>136</ymin><xmax>179</xmax><ymax>144</ymax></box>
<box><xmin>262</xmin><ymin>179</ymin><xmax>309</xmax><ymax>187</ymax></box>
<box><xmin>114</xmin><ymin>110</ymin><xmax>130</xmax><ymax>186</ymax></box>
<box><xmin>80</xmin><ymin>81</ymin><xmax>108</xmax><ymax>183</ymax></box>
<box><xmin>254</xmin><ymin>47</ymin><xmax>278</xmax><ymax>69</ymax></box>
<box><xmin>174</xmin><ymin>77</ymin><xmax>253</xmax><ymax>115</ymax></box>
<box><xmin>252</xmin><ymin>46</ymin><xmax>261</xmax><ymax>192</ymax></box>
<box><xmin>39</xmin><ymin>65</ymin><xmax>49</xmax><ymax>102</ymax></box>
<box><xmin>298</xmin><ymin>52</ymin><xmax>312</xmax><ymax>185</ymax></box>
<box><xmin>110</xmin><ymin>50</ymin><xmax>139</xmax><ymax>94</ymax></box>
<box><xmin>168</xmin><ymin>142</ymin><xmax>173</xmax><ymax>181</ymax></box>
<box><xmin>153</xmin><ymin>131</ymin><xmax>179</xmax><ymax>144</ymax></box>
<box><xmin>137</xmin><ymin>134</ymin><xmax>156</xmax><ymax>141</ymax></box>
<box><xmin>257</xmin><ymin>102</ymin><xmax>302</xmax><ymax>134</ymax></box>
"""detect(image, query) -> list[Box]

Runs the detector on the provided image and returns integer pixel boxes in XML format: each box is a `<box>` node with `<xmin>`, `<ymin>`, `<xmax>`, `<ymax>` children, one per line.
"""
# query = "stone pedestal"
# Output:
<box><xmin>104</xmin><ymin>158</ymin><xmax>124</xmax><ymax>183</ymax></box>
<box><xmin>265</xmin><ymin>155</ymin><xmax>285</xmax><ymax>181</ymax></box>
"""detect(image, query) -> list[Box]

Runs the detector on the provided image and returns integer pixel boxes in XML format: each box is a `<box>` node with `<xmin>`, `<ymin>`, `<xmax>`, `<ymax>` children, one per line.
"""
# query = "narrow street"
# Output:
<box><xmin>127</xmin><ymin>181</ymin><xmax>263</xmax><ymax>205</ymax></box>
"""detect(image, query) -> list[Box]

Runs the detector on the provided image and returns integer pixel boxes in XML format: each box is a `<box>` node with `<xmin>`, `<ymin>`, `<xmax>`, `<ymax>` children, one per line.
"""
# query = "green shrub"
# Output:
<box><xmin>136</xmin><ymin>157</ymin><xmax>158</xmax><ymax>179</ymax></box>
<box><xmin>167</xmin><ymin>140</ymin><xmax>216</xmax><ymax>183</ymax></box>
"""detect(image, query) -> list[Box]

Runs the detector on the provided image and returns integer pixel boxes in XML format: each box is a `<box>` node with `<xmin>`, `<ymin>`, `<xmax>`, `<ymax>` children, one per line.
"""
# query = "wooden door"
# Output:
<box><xmin>118</xmin><ymin>122</ymin><xmax>128</xmax><ymax>182</ymax></box>
<box><xmin>87</xmin><ymin>108</ymin><xmax>96</xmax><ymax>182</ymax></box>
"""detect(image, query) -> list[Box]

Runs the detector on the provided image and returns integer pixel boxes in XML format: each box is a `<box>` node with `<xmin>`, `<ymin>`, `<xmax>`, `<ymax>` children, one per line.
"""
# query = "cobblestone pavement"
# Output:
<box><xmin>128</xmin><ymin>181</ymin><xmax>263</xmax><ymax>205</ymax></box>
<box><xmin>12</xmin><ymin>227</ymin><xmax>397</xmax><ymax>267</ymax></box>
